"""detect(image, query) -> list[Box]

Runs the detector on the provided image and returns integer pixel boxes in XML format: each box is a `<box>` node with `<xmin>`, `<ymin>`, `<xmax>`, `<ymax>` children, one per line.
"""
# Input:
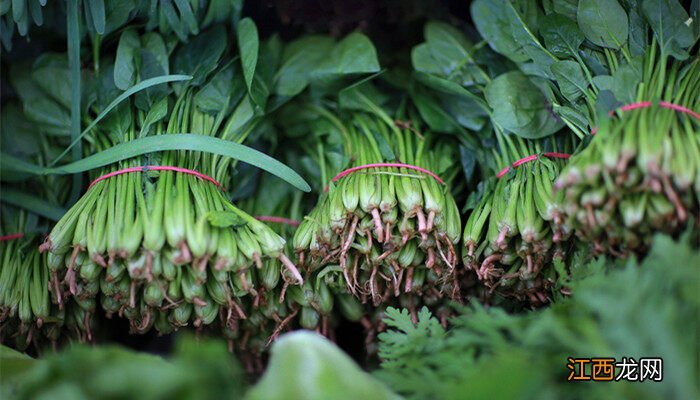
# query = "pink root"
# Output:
<box><xmin>278</xmin><ymin>254</ymin><xmax>304</xmax><ymax>285</ymax></box>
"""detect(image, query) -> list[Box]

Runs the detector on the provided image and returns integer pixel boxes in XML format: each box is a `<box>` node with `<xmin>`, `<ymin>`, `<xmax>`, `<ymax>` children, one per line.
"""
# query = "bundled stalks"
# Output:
<box><xmin>291</xmin><ymin>104</ymin><xmax>462</xmax><ymax>309</ymax></box>
<box><xmin>38</xmin><ymin>28</ymin><xmax>304</xmax><ymax>342</ymax></box>
<box><xmin>557</xmin><ymin>49</ymin><xmax>700</xmax><ymax>255</ymax></box>
<box><xmin>462</xmin><ymin>134</ymin><xmax>577</xmax><ymax>305</ymax></box>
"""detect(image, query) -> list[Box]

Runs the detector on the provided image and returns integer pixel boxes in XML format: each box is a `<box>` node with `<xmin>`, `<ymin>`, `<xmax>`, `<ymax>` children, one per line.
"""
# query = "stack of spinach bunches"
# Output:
<box><xmin>280</xmin><ymin>86</ymin><xmax>462</xmax><ymax>348</ymax></box>
<box><xmin>410</xmin><ymin>20</ymin><xmax>582</xmax><ymax>306</ymax></box>
<box><xmin>467</xmin><ymin>0</ymin><xmax>698</xmax><ymax>256</ymax></box>
<box><xmin>461</xmin><ymin>134</ymin><xmax>578</xmax><ymax>306</ymax></box>
<box><xmin>38</xmin><ymin>26</ymin><xmax>305</xmax><ymax>348</ymax></box>
<box><xmin>0</xmin><ymin>103</ymin><xmax>95</xmax><ymax>350</ymax></box>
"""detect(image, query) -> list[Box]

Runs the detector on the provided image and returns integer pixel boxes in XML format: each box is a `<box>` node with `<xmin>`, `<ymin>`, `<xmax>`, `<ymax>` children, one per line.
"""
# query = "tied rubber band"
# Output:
<box><xmin>88</xmin><ymin>166</ymin><xmax>223</xmax><ymax>190</ymax></box>
<box><xmin>590</xmin><ymin>100</ymin><xmax>700</xmax><ymax>135</ymax></box>
<box><xmin>325</xmin><ymin>163</ymin><xmax>445</xmax><ymax>192</ymax></box>
<box><xmin>0</xmin><ymin>233</ymin><xmax>24</xmax><ymax>242</ymax></box>
<box><xmin>255</xmin><ymin>216</ymin><xmax>301</xmax><ymax>227</ymax></box>
<box><xmin>496</xmin><ymin>152</ymin><xmax>571</xmax><ymax>178</ymax></box>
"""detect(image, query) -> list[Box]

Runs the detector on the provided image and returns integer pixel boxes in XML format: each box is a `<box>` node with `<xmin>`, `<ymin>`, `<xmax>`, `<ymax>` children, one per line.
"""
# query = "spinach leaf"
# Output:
<box><xmin>114</xmin><ymin>29</ymin><xmax>141</xmax><ymax>90</ymax></box>
<box><xmin>237</xmin><ymin>17</ymin><xmax>259</xmax><ymax>94</ymax></box>
<box><xmin>173</xmin><ymin>25</ymin><xmax>227</xmax><ymax>86</ymax></box>
<box><xmin>472</xmin><ymin>0</ymin><xmax>531</xmax><ymax>62</ymax></box>
<box><xmin>311</xmin><ymin>32</ymin><xmax>380</xmax><ymax>88</ymax></box>
<box><xmin>577</xmin><ymin>0</ymin><xmax>628</xmax><ymax>49</ymax></box>
<box><xmin>551</xmin><ymin>60</ymin><xmax>588</xmax><ymax>102</ymax></box>
<box><xmin>642</xmin><ymin>0</ymin><xmax>695</xmax><ymax>60</ymax></box>
<box><xmin>540</xmin><ymin>13</ymin><xmax>584</xmax><ymax>59</ymax></box>
<box><xmin>274</xmin><ymin>35</ymin><xmax>334</xmax><ymax>96</ymax></box>
<box><xmin>485</xmin><ymin>71</ymin><xmax>563</xmax><ymax>139</ymax></box>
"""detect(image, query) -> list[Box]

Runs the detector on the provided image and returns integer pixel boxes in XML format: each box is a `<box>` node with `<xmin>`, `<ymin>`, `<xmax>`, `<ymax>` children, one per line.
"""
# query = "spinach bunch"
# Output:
<box><xmin>410</xmin><ymin>21</ymin><xmax>581</xmax><ymax>306</ymax></box>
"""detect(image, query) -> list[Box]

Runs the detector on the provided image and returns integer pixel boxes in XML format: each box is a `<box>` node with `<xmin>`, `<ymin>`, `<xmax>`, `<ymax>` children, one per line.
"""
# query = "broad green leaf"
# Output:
<box><xmin>612</xmin><ymin>63</ymin><xmax>642</xmax><ymax>103</ymax></box>
<box><xmin>248</xmin><ymin>332</ymin><xmax>399</xmax><ymax>400</ymax></box>
<box><xmin>139</xmin><ymin>98</ymin><xmax>168</xmax><ymax>138</ymax></box>
<box><xmin>206</xmin><ymin>210</ymin><xmax>246</xmax><ymax>228</ymax></box>
<box><xmin>0</xmin><ymin>344</ymin><xmax>35</xmax><ymax>382</ymax></box>
<box><xmin>6</xmin><ymin>134</ymin><xmax>311</xmax><ymax>192</ymax></box>
<box><xmin>577</xmin><ymin>0</ymin><xmax>629</xmax><ymax>49</ymax></box>
<box><xmin>551</xmin><ymin>60</ymin><xmax>588</xmax><ymax>102</ymax></box>
<box><xmin>114</xmin><ymin>29</ymin><xmax>140</xmax><ymax>90</ymax></box>
<box><xmin>102</xmin><ymin>0</ymin><xmax>134</xmax><ymax>36</ymax></box>
<box><xmin>195</xmin><ymin>63</ymin><xmax>236</xmax><ymax>113</ymax></box>
<box><xmin>485</xmin><ymin>71</ymin><xmax>564</xmax><ymax>139</ymax></box>
<box><xmin>141</xmin><ymin>32</ymin><xmax>169</xmax><ymax>75</ymax></box>
<box><xmin>274</xmin><ymin>35</ymin><xmax>334</xmax><ymax>96</ymax></box>
<box><xmin>472</xmin><ymin>0</ymin><xmax>531</xmax><ymax>62</ymax></box>
<box><xmin>173</xmin><ymin>25</ymin><xmax>227</xmax><ymax>85</ymax></box>
<box><xmin>88</xmin><ymin>0</ymin><xmax>106</xmax><ymax>34</ymax></box>
<box><xmin>314</xmin><ymin>32</ymin><xmax>380</xmax><ymax>76</ymax></box>
<box><xmin>0</xmin><ymin>188</ymin><xmax>67</xmax><ymax>221</ymax></box>
<box><xmin>237</xmin><ymin>17</ymin><xmax>259</xmax><ymax>93</ymax></box>
<box><xmin>627</xmin><ymin>1</ymin><xmax>649</xmax><ymax>57</ymax></box>
<box><xmin>642</xmin><ymin>0</ymin><xmax>695</xmax><ymax>59</ymax></box>
<box><xmin>540</xmin><ymin>13</ymin><xmax>585</xmax><ymax>59</ymax></box>
<box><xmin>413</xmin><ymin>71</ymin><xmax>488</xmax><ymax>111</ymax></box>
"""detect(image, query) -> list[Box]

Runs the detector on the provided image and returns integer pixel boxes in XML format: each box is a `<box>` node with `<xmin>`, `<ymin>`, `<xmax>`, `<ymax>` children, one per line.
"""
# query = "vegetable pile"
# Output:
<box><xmin>1</xmin><ymin>0</ymin><xmax>699</xmax><ymax>396</ymax></box>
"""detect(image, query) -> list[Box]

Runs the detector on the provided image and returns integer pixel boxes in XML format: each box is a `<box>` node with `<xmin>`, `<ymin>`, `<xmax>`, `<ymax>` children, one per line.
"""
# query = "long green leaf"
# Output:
<box><xmin>67</xmin><ymin>0</ymin><xmax>82</xmax><ymax>203</ymax></box>
<box><xmin>49</xmin><ymin>74</ymin><xmax>193</xmax><ymax>167</ymax></box>
<box><xmin>237</xmin><ymin>17</ymin><xmax>259</xmax><ymax>93</ymax></box>
<box><xmin>0</xmin><ymin>188</ymin><xmax>67</xmax><ymax>221</ymax></box>
<box><xmin>4</xmin><ymin>134</ymin><xmax>311</xmax><ymax>192</ymax></box>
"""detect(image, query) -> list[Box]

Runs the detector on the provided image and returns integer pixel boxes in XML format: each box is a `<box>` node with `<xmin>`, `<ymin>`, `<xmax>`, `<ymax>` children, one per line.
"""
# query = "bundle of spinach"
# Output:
<box><xmin>375</xmin><ymin>233</ymin><xmax>700</xmax><ymax>400</ymax></box>
<box><xmin>0</xmin><ymin>103</ymin><xmax>95</xmax><ymax>351</ymax></box>
<box><xmin>23</xmin><ymin>23</ymin><xmax>313</xmax><ymax>347</ymax></box>
<box><xmin>468</xmin><ymin>0</ymin><xmax>699</xmax><ymax>255</ymax></box>
<box><xmin>410</xmin><ymin>21</ymin><xmax>581</xmax><ymax>306</ymax></box>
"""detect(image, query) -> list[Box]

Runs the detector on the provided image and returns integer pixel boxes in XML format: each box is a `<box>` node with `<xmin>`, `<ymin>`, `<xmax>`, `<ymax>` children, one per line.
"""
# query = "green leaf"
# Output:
<box><xmin>611</xmin><ymin>63</ymin><xmax>642</xmax><ymax>103</ymax></box>
<box><xmin>314</xmin><ymin>32</ymin><xmax>380</xmax><ymax>76</ymax></box>
<box><xmin>0</xmin><ymin>188</ymin><xmax>67</xmax><ymax>221</ymax></box>
<box><xmin>540</xmin><ymin>13</ymin><xmax>585</xmax><ymax>59</ymax></box>
<box><xmin>7</xmin><ymin>134</ymin><xmax>310</xmax><ymax>192</ymax></box>
<box><xmin>248</xmin><ymin>332</ymin><xmax>399</xmax><ymax>400</ymax></box>
<box><xmin>237</xmin><ymin>17</ymin><xmax>259</xmax><ymax>93</ymax></box>
<box><xmin>206</xmin><ymin>210</ymin><xmax>247</xmax><ymax>228</ymax></box>
<box><xmin>139</xmin><ymin>98</ymin><xmax>168</xmax><ymax>137</ymax></box>
<box><xmin>485</xmin><ymin>71</ymin><xmax>563</xmax><ymax>139</ymax></box>
<box><xmin>274</xmin><ymin>35</ymin><xmax>334</xmax><ymax>96</ymax></box>
<box><xmin>88</xmin><ymin>0</ymin><xmax>106</xmax><ymax>35</ymax></box>
<box><xmin>642</xmin><ymin>0</ymin><xmax>695</xmax><ymax>59</ymax></box>
<box><xmin>173</xmin><ymin>25</ymin><xmax>227</xmax><ymax>85</ymax></box>
<box><xmin>114</xmin><ymin>29</ymin><xmax>140</xmax><ymax>90</ymax></box>
<box><xmin>0</xmin><ymin>344</ymin><xmax>35</xmax><ymax>382</ymax></box>
<box><xmin>472</xmin><ymin>0</ymin><xmax>531</xmax><ymax>62</ymax></box>
<box><xmin>577</xmin><ymin>0</ymin><xmax>629</xmax><ymax>49</ymax></box>
<box><xmin>141</xmin><ymin>32</ymin><xmax>169</xmax><ymax>75</ymax></box>
<box><xmin>550</xmin><ymin>60</ymin><xmax>588</xmax><ymax>102</ymax></box>
<box><xmin>195</xmin><ymin>63</ymin><xmax>236</xmax><ymax>113</ymax></box>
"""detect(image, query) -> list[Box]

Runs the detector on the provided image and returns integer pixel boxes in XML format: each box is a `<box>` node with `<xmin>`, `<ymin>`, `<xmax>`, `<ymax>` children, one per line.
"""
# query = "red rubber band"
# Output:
<box><xmin>324</xmin><ymin>163</ymin><xmax>445</xmax><ymax>192</ymax></box>
<box><xmin>88</xmin><ymin>166</ymin><xmax>223</xmax><ymax>190</ymax></box>
<box><xmin>0</xmin><ymin>233</ymin><xmax>25</xmax><ymax>242</ymax></box>
<box><xmin>590</xmin><ymin>101</ymin><xmax>700</xmax><ymax>135</ymax></box>
<box><xmin>255</xmin><ymin>216</ymin><xmax>301</xmax><ymax>227</ymax></box>
<box><xmin>496</xmin><ymin>152</ymin><xmax>571</xmax><ymax>178</ymax></box>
